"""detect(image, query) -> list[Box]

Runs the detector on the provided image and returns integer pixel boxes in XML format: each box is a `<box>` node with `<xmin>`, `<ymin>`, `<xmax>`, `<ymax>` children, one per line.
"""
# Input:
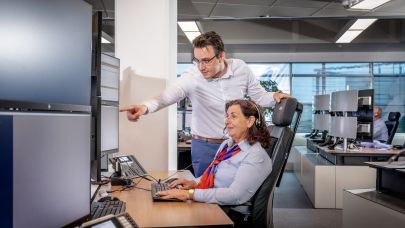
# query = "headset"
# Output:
<box><xmin>249</xmin><ymin>100</ymin><xmax>262</xmax><ymax>127</ymax></box>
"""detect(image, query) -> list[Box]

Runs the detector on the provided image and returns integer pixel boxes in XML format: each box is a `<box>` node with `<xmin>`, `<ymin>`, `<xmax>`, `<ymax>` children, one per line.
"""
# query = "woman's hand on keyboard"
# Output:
<box><xmin>156</xmin><ymin>189</ymin><xmax>189</xmax><ymax>201</ymax></box>
<box><xmin>169</xmin><ymin>179</ymin><xmax>197</xmax><ymax>190</ymax></box>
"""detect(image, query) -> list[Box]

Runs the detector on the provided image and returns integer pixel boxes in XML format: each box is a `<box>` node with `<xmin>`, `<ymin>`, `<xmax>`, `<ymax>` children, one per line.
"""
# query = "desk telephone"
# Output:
<box><xmin>109</xmin><ymin>155</ymin><xmax>149</xmax><ymax>182</ymax></box>
<box><xmin>81</xmin><ymin>212</ymin><xmax>138</xmax><ymax>228</ymax></box>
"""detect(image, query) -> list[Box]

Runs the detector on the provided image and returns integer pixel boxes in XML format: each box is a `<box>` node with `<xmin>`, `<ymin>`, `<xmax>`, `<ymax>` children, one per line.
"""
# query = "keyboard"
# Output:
<box><xmin>151</xmin><ymin>183</ymin><xmax>183</xmax><ymax>202</ymax></box>
<box><xmin>91</xmin><ymin>200</ymin><xmax>126</xmax><ymax>219</ymax></box>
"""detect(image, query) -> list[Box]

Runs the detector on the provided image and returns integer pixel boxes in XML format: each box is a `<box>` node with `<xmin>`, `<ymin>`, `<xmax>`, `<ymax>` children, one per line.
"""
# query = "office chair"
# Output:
<box><xmin>226</xmin><ymin>98</ymin><xmax>303</xmax><ymax>228</ymax></box>
<box><xmin>385</xmin><ymin>112</ymin><xmax>401</xmax><ymax>144</ymax></box>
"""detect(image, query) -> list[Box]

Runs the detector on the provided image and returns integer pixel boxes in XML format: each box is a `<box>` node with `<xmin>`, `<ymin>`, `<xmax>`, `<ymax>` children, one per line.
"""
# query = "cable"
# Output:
<box><xmin>123</xmin><ymin>160</ymin><xmax>157</xmax><ymax>182</ymax></box>
<box><xmin>133</xmin><ymin>186</ymin><xmax>152</xmax><ymax>192</ymax></box>
<box><xmin>387</xmin><ymin>151</ymin><xmax>405</xmax><ymax>164</ymax></box>
<box><xmin>160</xmin><ymin>163</ymin><xmax>193</xmax><ymax>182</ymax></box>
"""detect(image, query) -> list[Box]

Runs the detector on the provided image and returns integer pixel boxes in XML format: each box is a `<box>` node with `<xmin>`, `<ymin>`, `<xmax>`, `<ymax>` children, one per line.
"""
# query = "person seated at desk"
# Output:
<box><xmin>373</xmin><ymin>106</ymin><xmax>388</xmax><ymax>142</ymax></box>
<box><xmin>156</xmin><ymin>99</ymin><xmax>272</xmax><ymax>205</ymax></box>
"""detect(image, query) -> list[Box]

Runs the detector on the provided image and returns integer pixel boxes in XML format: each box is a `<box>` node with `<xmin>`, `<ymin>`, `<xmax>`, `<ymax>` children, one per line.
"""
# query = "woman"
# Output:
<box><xmin>156</xmin><ymin>99</ymin><xmax>272</xmax><ymax>205</ymax></box>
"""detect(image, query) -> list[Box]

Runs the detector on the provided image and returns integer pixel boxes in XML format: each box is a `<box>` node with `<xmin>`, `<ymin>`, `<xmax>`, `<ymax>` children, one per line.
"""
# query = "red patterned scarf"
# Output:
<box><xmin>196</xmin><ymin>143</ymin><xmax>241</xmax><ymax>189</ymax></box>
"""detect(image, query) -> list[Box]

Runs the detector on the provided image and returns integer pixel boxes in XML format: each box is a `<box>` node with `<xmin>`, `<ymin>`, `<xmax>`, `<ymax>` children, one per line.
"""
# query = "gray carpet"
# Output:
<box><xmin>272</xmin><ymin>172</ymin><xmax>342</xmax><ymax>228</ymax></box>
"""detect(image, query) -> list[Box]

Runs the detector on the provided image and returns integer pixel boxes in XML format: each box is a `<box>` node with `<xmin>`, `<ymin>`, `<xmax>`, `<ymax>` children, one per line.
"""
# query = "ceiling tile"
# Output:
<box><xmin>178</xmin><ymin>2</ymin><xmax>215</xmax><ymax>18</ymax></box>
<box><xmin>324</xmin><ymin>1</ymin><xmax>347</xmax><ymax>9</ymax></box>
<box><xmin>313</xmin><ymin>8</ymin><xmax>368</xmax><ymax>17</ymax></box>
<box><xmin>273</xmin><ymin>0</ymin><xmax>331</xmax><ymax>8</ymax></box>
<box><xmin>265</xmin><ymin>6</ymin><xmax>320</xmax><ymax>17</ymax></box>
<box><xmin>211</xmin><ymin>3</ymin><xmax>267</xmax><ymax>18</ymax></box>
<box><xmin>191</xmin><ymin>0</ymin><xmax>218</xmax><ymax>3</ymax></box>
<box><xmin>372</xmin><ymin>0</ymin><xmax>405</xmax><ymax>14</ymax></box>
<box><xmin>218</xmin><ymin>0</ymin><xmax>276</xmax><ymax>5</ymax></box>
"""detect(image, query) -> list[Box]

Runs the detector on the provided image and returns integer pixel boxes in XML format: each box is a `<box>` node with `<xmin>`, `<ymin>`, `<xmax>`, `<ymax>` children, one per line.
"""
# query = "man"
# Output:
<box><xmin>120</xmin><ymin>31</ymin><xmax>290</xmax><ymax>177</ymax></box>
<box><xmin>373</xmin><ymin>106</ymin><xmax>389</xmax><ymax>142</ymax></box>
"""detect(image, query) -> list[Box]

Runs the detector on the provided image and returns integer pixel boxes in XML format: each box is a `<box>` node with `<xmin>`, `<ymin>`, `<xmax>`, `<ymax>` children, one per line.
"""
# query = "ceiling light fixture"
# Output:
<box><xmin>343</xmin><ymin>0</ymin><xmax>392</xmax><ymax>10</ymax></box>
<box><xmin>101</xmin><ymin>37</ymin><xmax>111</xmax><ymax>44</ymax></box>
<box><xmin>178</xmin><ymin>21</ymin><xmax>201</xmax><ymax>43</ymax></box>
<box><xmin>336</xmin><ymin>18</ymin><xmax>377</xmax><ymax>43</ymax></box>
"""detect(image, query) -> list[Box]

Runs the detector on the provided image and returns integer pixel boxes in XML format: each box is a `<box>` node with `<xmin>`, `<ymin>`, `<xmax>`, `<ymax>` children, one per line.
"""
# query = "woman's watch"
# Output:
<box><xmin>188</xmin><ymin>189</ymin><xmax>195</xmax><ymax>200</ymax></box>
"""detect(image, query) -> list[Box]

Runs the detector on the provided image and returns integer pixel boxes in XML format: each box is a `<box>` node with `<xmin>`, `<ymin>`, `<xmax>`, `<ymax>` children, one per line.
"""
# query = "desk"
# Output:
<box><xmin>343</xmin><ymin>189</ymin><xmax>405</xmax><ymax>228</ymax></box>
<box><xmin>111</xmin><ymin>170</ymin><xmax>233</xmax><ymax>227</ymax></box>
<box><xmin>291</xmin><ymin>146</ymin><xmax>376</xmax><ymax>208</ymax></box>
<box><xmin>307</xmin><ymin>139</ymin><xmax>404</xmax><ymax>165</ymax></box>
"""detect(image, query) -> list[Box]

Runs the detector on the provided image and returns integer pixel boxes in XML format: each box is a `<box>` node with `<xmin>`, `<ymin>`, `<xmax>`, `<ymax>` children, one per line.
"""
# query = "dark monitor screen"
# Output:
<box><xmin>356</xmin><ymin>89</ymin><xmax>374</xmax><ymax>142</ymax></box>
<box><xmin>0</xmin><ymin>112</ymin><xmax>91</xmax><ymax>228</ymax></box>
<box><xmin>0</xmin><ymin>0</ymin><xmax>91</xmax><ymax>108</ymax></box>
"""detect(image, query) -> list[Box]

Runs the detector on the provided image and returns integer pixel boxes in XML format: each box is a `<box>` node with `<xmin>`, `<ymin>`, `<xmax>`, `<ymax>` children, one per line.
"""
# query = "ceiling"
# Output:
<box><xmin>86</xmin><ymin>0</ymin><xmax>405</xmax><ymax>54</ymax></box>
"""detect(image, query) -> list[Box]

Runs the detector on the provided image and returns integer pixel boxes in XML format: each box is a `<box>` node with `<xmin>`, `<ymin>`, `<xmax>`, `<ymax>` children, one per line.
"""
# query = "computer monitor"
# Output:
<box><xmin>355</xmin><ymin>89</ymin><xmax>374</xmax><ymax>142</ymax></box>
<box><xmin>90</xmin><ymin>12</ymin><xmax>120</xmax><ymax>182</ymax></box>
<box><xmin>0</xmin><ymin>0</ymin><xmax>91</xmax><ymax>111</ymax></box>
<box><xmin>0</xmin><ymin>112</ymin><xmax>91</xmax><ymax>228</ymax></box>
<box><xmin>313</xmin><ymin>94</ymin><xmax>330</xmax><ymax>111</ymax></box>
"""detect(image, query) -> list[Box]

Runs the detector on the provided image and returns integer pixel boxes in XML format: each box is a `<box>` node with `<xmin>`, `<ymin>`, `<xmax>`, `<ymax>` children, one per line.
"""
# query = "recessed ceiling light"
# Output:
<box><xmin>101</xmin><ymin>37</ymin><xmax>111</xmax><ymax>44</ymax></box>
<box><xmin>349</xmin><ymin>19</ymin><xmax>377</xmax><ymax>30</ymax></box>
<box><xmin>336</xmin><ymin>30</ymin><xmax>363</xmax><ymax>43</ymax></box>
<box><xmin>350</xmin><ymin>0</ymin><xmax>392</xmax><ymax>10</ymax></box>
<box><xmin>184</xmin><ymin>31</ymin><xmax>201</xmax><ymax>43</ymax></box>
<box><xmin>177</xmin><ymin>21</ymin><xmax>199</xmax><ymax>32</ymax></box>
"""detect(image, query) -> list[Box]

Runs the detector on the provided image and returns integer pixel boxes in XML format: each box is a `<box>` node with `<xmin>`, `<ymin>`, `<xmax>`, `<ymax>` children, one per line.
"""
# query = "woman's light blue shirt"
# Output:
<box><xmin>193</xmin><ymin>139</ymin><xmax>272</xmax><ymax>205</ymax></box>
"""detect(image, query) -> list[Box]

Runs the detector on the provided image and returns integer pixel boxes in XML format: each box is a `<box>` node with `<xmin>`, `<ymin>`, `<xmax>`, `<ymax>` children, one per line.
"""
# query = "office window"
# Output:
<box><xmin>177</xmin><ymin>63</ymin><xmax>193</xmax><ymax>76</ymax></box>
<box><xmin>248</xmin><ymin>63</ymin><xmax>291</xmax><ymax>122</ymax></box>
<box><xmin>374</xmin><ymin>63</ymin><xmax>405</xmax><ymax>133</ymax></box>
<box><xmin>248</xmin><ymin>63</ymin><xmax>291</xmax><ymax>94</ymax></box>
<box><xmin>177</xmin><ymin>62</ymin><xmax>405</xmax><ymax>133</ymax></box>
<box><xmin>292</xmin><ymin>63</ymin><xmax>372</xmax><ymax>133</ymax></box>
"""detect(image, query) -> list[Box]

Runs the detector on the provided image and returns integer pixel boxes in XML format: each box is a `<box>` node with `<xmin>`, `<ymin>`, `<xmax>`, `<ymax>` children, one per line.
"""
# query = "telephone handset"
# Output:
<box><xmin>81</xmin><ymin>212</ymin><xmax>138</xmax><ymax>228</ymax></box>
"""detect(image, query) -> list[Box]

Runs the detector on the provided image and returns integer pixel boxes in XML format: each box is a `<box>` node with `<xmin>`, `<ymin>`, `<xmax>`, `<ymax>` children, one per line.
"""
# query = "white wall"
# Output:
<box><xmin>116</xmin><ymin>0</ymin><xmax>177</xmax><ymax>171</ymax></box>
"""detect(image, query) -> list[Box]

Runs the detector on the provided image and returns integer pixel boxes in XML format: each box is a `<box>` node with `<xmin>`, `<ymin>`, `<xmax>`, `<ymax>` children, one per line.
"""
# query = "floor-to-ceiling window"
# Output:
<box><xmin>374</xmin><ymin>63</ymin><xmax>405</xmax><ymax>133</ymax></box>
<box><xmin>177</xmin><ymin>62</ymin><xmax>405</xmax><ymax>134</ymax></box>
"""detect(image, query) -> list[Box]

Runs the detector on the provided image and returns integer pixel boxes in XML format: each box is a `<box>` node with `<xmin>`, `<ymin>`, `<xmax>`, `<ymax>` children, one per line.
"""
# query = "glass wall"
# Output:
<box><xmin>374</xmin><ymin>63</ymin><xmax>405</xmax><ymax>133</ymax></box>
<box><xmin>177</xmin><ymin>62</ymin><xmax>405</xmax><ymax>133</ymax></box>
<box><xmin>291</xmin><ymin>63</ymin><xmax>372</xmax><ymax>132</ymax></box>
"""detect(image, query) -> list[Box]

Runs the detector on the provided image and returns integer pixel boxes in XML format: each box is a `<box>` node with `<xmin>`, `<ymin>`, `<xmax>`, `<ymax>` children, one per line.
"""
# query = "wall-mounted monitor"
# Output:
<box><xmin>0</xmin><ymin>0</ymin><xmax>91</xmax><ymax>112</ymax></box>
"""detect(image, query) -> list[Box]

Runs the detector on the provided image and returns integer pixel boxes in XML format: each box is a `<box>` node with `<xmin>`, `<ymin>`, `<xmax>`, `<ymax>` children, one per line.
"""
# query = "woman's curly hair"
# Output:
<box><xmin>225</xmin><ymin>99</ymin><xmax>271</xmax><ymax>149</ymax></box>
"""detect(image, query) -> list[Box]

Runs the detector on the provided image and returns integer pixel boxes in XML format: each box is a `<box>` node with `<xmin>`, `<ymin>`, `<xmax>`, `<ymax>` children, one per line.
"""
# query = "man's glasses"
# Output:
<box><xmin>192</xmin><ymin>55</ymin><xmax>217</xmax><ymax>66</ymax></box>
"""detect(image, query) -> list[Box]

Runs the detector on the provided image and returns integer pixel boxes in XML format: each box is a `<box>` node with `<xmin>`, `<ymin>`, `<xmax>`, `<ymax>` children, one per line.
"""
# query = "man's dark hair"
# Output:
<box><xmin>192</xmin><ymin>31</ymin><xmax>225</xmax><ymax>56</ymax></box>
<box><xmin>225</xmin><ymin>99</ymin><xmax>271</xmax><ymax>149</ymax></box>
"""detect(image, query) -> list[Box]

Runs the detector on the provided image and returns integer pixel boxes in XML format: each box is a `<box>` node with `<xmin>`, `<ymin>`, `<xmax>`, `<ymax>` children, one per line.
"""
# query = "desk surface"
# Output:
<box><xmin>177</xmin><ymin>141</ymin><xmax>192</xmax><ymax>148</ymax></box>
<box><xmin>111</xmin><ymin>170</ymin><xmax>233</xmax><ymax>227</ymax></box>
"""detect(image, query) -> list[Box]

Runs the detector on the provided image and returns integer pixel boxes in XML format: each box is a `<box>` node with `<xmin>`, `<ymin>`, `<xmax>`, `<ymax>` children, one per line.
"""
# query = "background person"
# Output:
<box><xmin>373</xmin><ymin>106</ymin><xmax>389</xmax><ymax>142</ymax></box>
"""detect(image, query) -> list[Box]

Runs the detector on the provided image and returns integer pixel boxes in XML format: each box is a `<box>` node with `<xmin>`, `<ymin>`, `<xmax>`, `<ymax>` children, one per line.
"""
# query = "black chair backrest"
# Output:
<box><xmin>385</xmin><ymin>112</ymin><xmax>401</xmax><ymax>144</ymax></box>
<box><xmin>249</xmin><ymin>98</ymin><xmax>303</xmax><ymax>228</ymax></box>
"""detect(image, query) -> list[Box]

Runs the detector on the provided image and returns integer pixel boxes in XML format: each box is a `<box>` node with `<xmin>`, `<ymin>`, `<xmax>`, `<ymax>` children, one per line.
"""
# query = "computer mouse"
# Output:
<box><xmin>98</xmin><ymin>196</ymin><xmax>120</xmax><ymax>202</ymax></box>
<box><xmin>163</xmin><ymin>177</ymin><xmax>178</xmax><ymax>184</ymax></box>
